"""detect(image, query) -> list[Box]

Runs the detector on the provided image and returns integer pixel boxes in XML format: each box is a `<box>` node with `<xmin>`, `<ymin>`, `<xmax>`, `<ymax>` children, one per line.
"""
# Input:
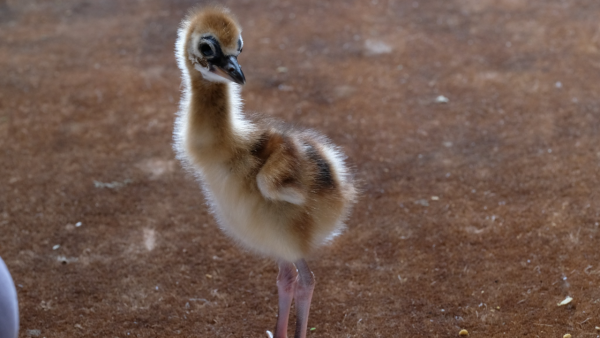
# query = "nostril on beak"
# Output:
<box><xmin>226</xmin><ymin>65</ymin><xmax>235</xmax><ymax>72</ymax></box>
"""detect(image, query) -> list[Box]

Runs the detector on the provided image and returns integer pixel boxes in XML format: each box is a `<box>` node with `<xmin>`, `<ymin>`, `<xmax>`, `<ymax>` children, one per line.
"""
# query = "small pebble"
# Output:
<box><xmin>52</xmin><ymin>245</ymin><xmax>60</xmax><ymax>250</ymax></box>
<box><xmin>75</xmin><ymin>222</ymin><xmax>82</xmax><ymax>227</ymax></box>
<box><xmin>435</xmin><ymin>95</ymin><xmax>449</xmax><ymax>103</ymax></box>
<box><xmin>563</xmin><ymin>334</ymin><xmax>571</xmax><ymax>338</ymax></box>
<box><xmin>557</xmin><ymin>296</ymin><xmax>573</xmax><ymax>306</ymax></box>
<box><xmin>459</xmin><ymin>329</ymin><xmax>469</xmax><ymax>336</ymax></box>
<box><xmin>278</xmin><ymin>84</ymin><xmax>293</xmax><ymax>91</ymax></box>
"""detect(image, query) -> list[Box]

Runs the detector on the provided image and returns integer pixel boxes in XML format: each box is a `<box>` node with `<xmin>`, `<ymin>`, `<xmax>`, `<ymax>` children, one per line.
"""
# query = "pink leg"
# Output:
<box><xmin>293</xmin><ymin>259</ymin><xmax>315</xmax><ymax>338</ymax></box>
<box><xmin>274</xmin><ymin>261</ymin><xmax>297</xmax><ymax>338</ymax></box>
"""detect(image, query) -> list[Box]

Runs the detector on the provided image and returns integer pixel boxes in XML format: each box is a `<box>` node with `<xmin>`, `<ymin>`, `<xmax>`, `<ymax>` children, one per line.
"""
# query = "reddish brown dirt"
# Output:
<box><xmin>1</xmin><ymin>0</ymin><xmax>600</xmax><ymax>337</ymax></box>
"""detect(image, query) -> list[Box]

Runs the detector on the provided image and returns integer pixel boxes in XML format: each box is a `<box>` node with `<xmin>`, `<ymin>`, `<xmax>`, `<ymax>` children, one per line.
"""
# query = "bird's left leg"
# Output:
<box><xmin>273</xmin><ymin>261</ymin><xmax>297</xmax><ymax>338</ymax></box>
<box><xmin>293</xmin><ymin>259</ymin><xmax>315</xmax><ymax>338</ymax></box>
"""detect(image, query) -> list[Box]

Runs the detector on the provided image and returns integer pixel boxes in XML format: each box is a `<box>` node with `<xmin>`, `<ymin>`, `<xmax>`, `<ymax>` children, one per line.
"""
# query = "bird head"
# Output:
<box><xmin>180</xmin><ymin>6</ymin><xmax>245</xmax><ymax>85</ymax></box>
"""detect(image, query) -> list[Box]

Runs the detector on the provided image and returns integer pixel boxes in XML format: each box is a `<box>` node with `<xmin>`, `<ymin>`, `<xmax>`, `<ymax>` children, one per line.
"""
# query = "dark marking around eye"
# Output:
<box><xmin>200</xmin><ymin>43</ymin><xmax>214</xmax><ymax>57</ymax></box>
<box><xmin>200</xmin><ymin>36</ymin><xmax>225</xmax><ymax>60</ymax></box>
<box><xmin>237</xmin><ymin>38</ymin><xmax>242</xmax><ymax>52</ymax></box>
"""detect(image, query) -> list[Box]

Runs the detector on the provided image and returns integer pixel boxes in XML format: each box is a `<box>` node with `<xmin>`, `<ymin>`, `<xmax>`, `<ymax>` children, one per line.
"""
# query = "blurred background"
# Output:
<box><xmin>1</xmin><ymin>0</ymin><xmax>599</xmax><ymax>336</ymax></box>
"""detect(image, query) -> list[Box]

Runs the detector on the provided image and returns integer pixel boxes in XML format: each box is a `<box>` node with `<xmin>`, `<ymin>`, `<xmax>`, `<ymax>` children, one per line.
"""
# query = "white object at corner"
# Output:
<box><xmin>0</xmin><ymin>257</ymin><xmax>18</xmax><ymax>338</ymax></box>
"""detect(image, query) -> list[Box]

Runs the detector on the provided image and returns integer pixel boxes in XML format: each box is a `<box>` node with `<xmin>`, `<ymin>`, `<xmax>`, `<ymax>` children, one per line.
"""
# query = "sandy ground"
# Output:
<box><xmin>1</xmin><ymin>0</ymin><xmax>600</xmax><ymax>337</ymax></box>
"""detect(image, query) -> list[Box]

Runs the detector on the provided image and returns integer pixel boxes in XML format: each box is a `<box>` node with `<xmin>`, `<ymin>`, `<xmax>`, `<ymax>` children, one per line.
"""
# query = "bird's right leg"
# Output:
<box><xmin>274</xmin><ymin>261</ymin><xmax>297</xmax><ymax>338</ymax></box>
<box><xmin>293</xmin><ymin>259</ymin><xmax>315</xmax><ymax>338</ymax></box>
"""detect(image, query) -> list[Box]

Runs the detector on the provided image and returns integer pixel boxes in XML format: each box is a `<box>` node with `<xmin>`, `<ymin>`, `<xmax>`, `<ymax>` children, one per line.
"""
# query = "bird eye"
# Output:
<box><xmin>199</xmin><ymin>43</ymin><xmax>214</xmax><ymax>57</ymax></box>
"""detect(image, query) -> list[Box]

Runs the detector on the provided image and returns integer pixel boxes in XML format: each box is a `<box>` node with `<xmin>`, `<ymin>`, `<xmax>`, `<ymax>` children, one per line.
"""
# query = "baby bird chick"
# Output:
<box><xmin>173</xmin><ymin>6</ymin><xmax>356</xmax><ymax>338</ymax></box>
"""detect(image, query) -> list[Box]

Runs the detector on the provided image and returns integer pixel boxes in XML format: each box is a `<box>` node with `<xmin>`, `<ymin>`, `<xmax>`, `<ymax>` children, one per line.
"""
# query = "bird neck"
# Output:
<box><xmin>185</xmin><ymin>71</ymin><xmax>245</xmax><ymax>159</ymax></box>
<box><xmin>189</xmin><ymin>74</ymin><xmax>230</xmax><ymax>131</ymax></box>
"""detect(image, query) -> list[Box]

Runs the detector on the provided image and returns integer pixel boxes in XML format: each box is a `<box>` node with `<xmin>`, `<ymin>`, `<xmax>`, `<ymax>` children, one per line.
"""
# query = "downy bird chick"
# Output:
<box><xmin>173</xmin><ymin>6</ymin><xmax>356</xmax><ymax>338</ymax></box>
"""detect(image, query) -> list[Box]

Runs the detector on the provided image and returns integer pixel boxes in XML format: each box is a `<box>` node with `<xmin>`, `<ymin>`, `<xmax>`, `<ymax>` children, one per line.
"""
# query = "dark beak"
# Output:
<box><xmin>215</xmin><ymin>55</ymin><xmax>246</xmax><ymax>85</ymax></box>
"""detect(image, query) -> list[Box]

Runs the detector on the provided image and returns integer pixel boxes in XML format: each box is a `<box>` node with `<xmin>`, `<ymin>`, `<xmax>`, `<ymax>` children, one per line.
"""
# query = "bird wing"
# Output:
<box><xmin>255</xmin><ymin>135</ymin><xmax>306</xmax><ymax>205</ymax></box>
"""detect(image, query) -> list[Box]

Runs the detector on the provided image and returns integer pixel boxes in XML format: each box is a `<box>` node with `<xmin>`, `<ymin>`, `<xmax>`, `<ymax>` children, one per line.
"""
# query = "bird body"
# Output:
<box><xmin>173</xmin><ymin>6</ymin><xmax>356</xmax><ymax>337</ymax></box>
